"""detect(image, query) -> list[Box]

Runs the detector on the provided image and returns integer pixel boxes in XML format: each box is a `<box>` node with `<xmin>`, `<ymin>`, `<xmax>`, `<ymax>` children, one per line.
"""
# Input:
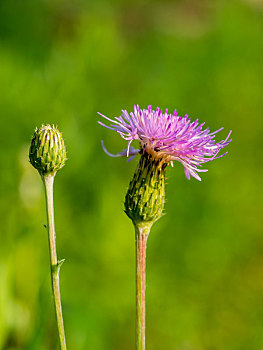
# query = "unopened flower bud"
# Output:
<box><xmin>29</xmin><ymin>124</ymin><xmax>66</xmax><ymax>176</ymax></box>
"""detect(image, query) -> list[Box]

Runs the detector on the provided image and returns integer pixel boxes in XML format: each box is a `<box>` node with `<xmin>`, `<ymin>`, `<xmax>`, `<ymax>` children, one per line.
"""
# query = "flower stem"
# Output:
<box><xmin>42</xmin><ymin>174</ymin><xmax>67</xmax><ymax>350</ymax></box>
<box><xmin>135</xmin><ymin>223</ymin><xmax>152</xmax><ymax>350</ymax></box>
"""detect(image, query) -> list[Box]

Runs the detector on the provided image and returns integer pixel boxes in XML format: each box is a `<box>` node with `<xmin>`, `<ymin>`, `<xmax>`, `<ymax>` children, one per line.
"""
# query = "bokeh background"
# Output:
<box><xmin>0</xmin><ymin>0</ymin><xmax>263</xmax><ymax>349</ymax></box>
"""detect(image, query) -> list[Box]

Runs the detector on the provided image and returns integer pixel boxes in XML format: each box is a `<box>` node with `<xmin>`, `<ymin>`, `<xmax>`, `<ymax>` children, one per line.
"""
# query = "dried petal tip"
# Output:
<box><xmin>124</xmin><ymin>152</ymin><xmax>166</xmax><ymax>227</ymax></box>
<box><xmin>29</xmin><ymin>124</ymin><xmax>67</xmax><ymax>176</ymax></box>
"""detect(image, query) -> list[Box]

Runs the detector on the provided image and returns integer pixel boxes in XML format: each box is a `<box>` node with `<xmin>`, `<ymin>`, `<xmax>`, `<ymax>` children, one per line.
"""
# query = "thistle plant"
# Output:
<box><xmin>29</xmin><ymin>124</ymin><xmax>67</xmax><ymax>350</ymax></box>
<box><xmin>99</xmin><ymin>105</ymin><xmax>232</xmax><ymax>350</ymax></box>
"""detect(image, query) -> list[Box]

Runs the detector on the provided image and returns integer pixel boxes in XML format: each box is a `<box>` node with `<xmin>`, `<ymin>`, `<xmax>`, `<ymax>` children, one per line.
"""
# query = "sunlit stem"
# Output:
<box><xmin>135</xmin><ymin>222</ymin><xmax>152</xmax><ymax>350</ymax></box>
<box><xmin>42</xmin><ymin>174</ymin><xmax>67</xmax><ymax>350</ymax></box>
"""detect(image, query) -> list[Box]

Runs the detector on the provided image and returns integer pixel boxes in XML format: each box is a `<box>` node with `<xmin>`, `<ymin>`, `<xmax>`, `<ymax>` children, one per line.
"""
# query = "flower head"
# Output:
<box><xmin>29</xmin><ymin>124</ymin><xmax>67</xmax><ymax>176</ymax></box>
<box><xmin>98</xmin><ymin>105</ymin><xmax>231</xmax><ymax>181</ymax></box>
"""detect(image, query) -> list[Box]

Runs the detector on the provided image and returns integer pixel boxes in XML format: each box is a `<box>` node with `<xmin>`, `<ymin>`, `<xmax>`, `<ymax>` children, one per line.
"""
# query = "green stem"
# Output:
<box><xmin>135</xmin><ymin>223</ymin><xmax>152</xmax><ymax>350</ymax></box>
<box><xmin>42</xmin><ymin>174</ymin><xmax>67</xmax><ymax>350</ymax></box>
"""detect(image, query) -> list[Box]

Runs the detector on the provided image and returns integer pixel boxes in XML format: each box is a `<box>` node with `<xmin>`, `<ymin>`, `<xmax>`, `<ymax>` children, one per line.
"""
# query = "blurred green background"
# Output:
<box><xmin>0</xmin><ymin>0</ymin><xmax>262</xmax><ymax>349</ymax></box>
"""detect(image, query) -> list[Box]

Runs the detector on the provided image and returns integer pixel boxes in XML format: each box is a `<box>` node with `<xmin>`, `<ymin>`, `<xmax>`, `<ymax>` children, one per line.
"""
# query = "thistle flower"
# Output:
<box><xmin>29</xmin><ymin>124</ymin><xmax>67</xmax><ymax>349</ymax></box>
<box><xmin>99</xmin><ymin>105</ymin><xmax>231</xmax><ymax>350</ymax></box>
<box><xmin>98</xmin><ymin>104</ymin><xmax>231</xmax><ymax>181</ymax></box>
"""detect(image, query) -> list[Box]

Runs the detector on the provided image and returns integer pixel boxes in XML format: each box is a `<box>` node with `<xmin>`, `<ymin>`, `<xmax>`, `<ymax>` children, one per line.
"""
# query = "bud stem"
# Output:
<box><xmin>42</xmin><ymin>174</ymin><xmax>67</xmax><ymax>350</ymax></box>
<box><xmin>135</xmin><ymin>223</ymin><xmax>152</xmax><ymax>350</ymax></box>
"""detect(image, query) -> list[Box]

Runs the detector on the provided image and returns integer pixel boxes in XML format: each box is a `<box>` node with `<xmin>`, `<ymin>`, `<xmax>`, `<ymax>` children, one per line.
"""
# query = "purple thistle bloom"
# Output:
<box><xmin>98</xmin><ymin>105</ymin><xmax>232</xmax><ymax>181</ymax></box>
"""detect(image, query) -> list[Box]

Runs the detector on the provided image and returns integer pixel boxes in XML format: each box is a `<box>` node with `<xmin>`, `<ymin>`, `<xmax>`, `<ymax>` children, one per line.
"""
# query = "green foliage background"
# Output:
<box><xmin>0</xmin><ymin>0</ymin><xmax>262</xmax><ymax>349</ymax></box>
